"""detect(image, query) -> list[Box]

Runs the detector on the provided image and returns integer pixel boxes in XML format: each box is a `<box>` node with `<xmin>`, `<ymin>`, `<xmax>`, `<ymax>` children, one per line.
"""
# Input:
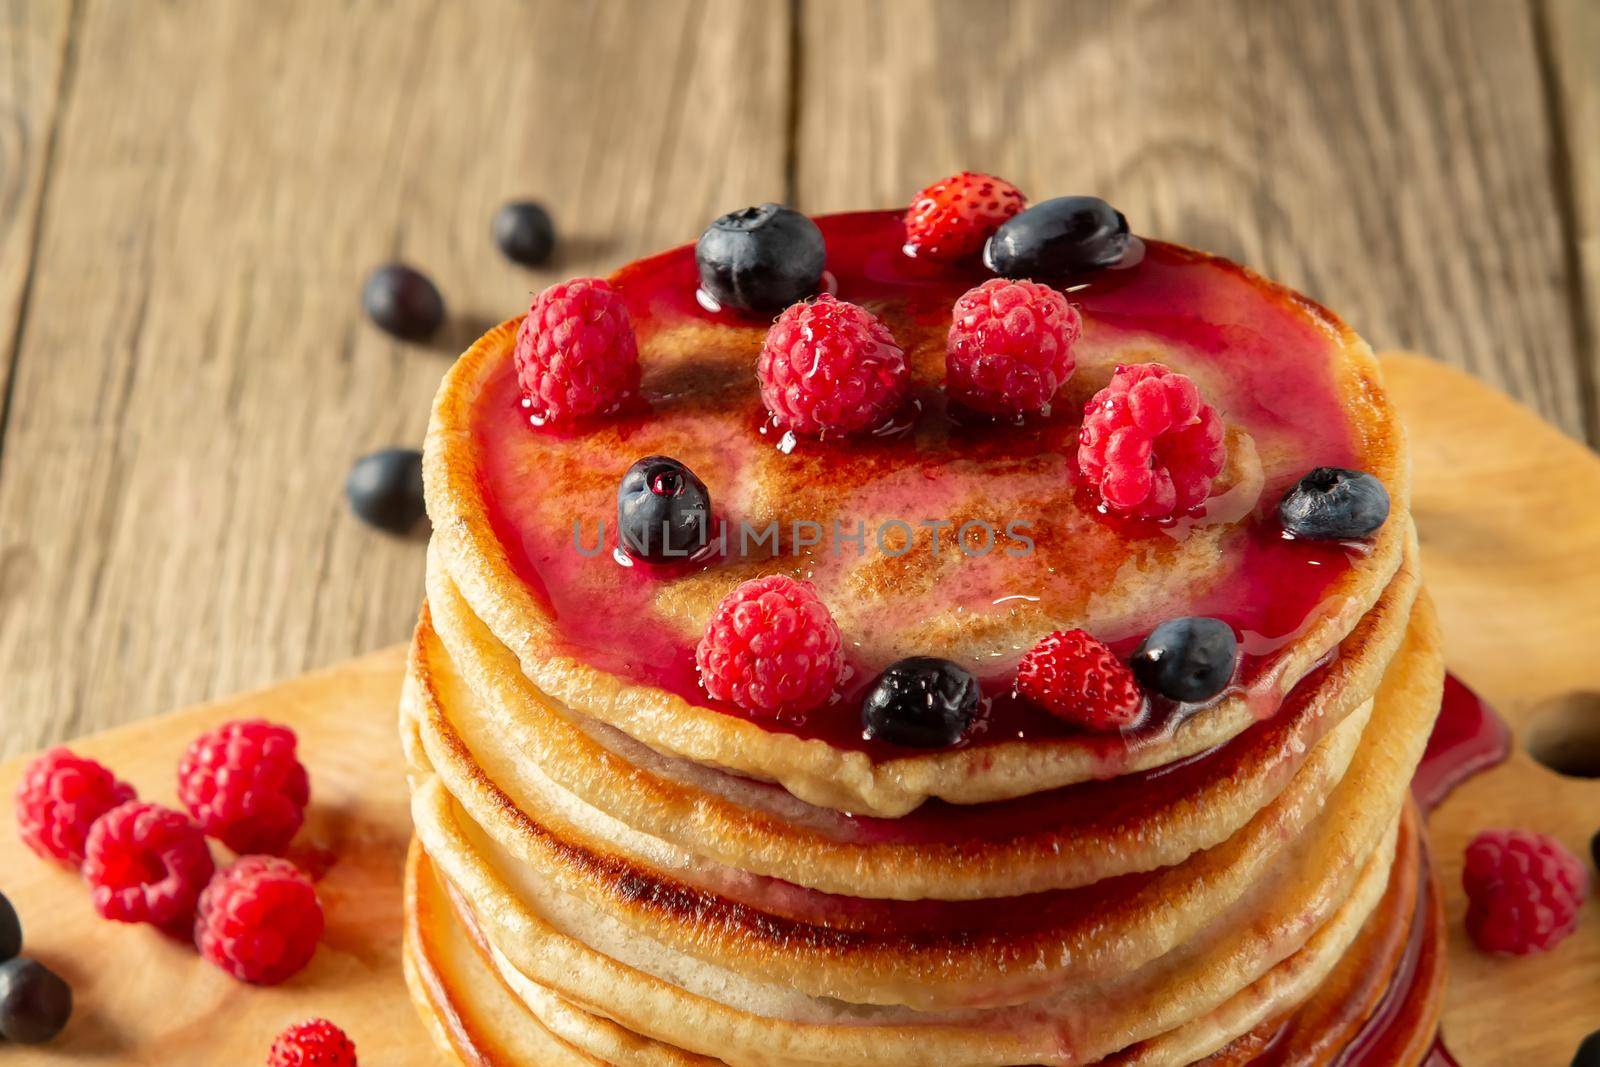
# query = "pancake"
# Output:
<box><xmin>423</xmin><ymin>214</ymin><xmax>1412</xmax><ymax>817</ymax></box>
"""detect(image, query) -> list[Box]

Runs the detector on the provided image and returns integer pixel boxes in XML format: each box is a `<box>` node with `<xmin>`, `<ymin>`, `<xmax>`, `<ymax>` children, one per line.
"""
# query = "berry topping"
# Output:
<box><xmin>177</xmin><ymin>719</ymin><xmax>310</xmax><ymax>855</ymax></box>
<box><xmin>617</xmin><ymin>456</ymin><xmax>712</xmax><ymax>562</ymax></box>
<box><xmin>269</xmin><ymin>1017</ymin><xmax>360</xmax><ymax>1067</ymax></box>
<box><xmin>1462</xmin><ymin>829</ymin><xmax>1588</xmax><ymax>955</ymax></box>
<box><xmin>361</xmin><ymin>263</ymin><xmax>445</xmax><ymax>341</ymax></box>
<box><xmin>861</xmin><ymin>657</ymin><xmax>981</xmax><ymax>748</ymax></box>
<box><xmin>758</xmin><ymin>294</ymin><xmax>910</xmax><ymax>436</ymax></box>
<box><xmin>695</xmin><ymin>575</ymin><xmax>844</xmax><ymax>718</ymax></box>
<box><xmin>514</xmin><ymin>277</ymin><xmax>641</xmax><ymax>423</ymax></box>
<box><xmin>984</xmin><ymin>195</ymin><xmax>1131</xmax><ymax>278</ymax></box>
<box><xmin>492</xmin><ymin>200</ymin><xmax>556</xmax><ymax>267</ymax></box>
<box><xmin>946</xmin><ymin>278</ymin><xmax>1082</xmax><ymax>416</ymax></box>
<box><xmin>14</xmin><ymin>747</ymin><xmax>136</xmax><ymax>868</ymax></box>
<box><xmin>1078</xmin><ymin>362</ymin><xmax>1226</xmax><ymax>519</ymax></box>
<box><xmin>1017</xmin><ymin>630</ymin><xmax>1144</xmax><ymax>731</ymax></box>
<box><xmin>1131</xmin><ymin>617</ymin><xmax>1238</xmax><ymax>703</ymax></box>
<box><xmin>196</xmin><ymin>855</ymin><xmax>324</xmax><ymax>985</ymax></box>
<box><xmin>0</xmin><ymin>958</ymin><xmax>71</xmax><ymax>1044</ymax></box>
<box><xmin>0</xmin><ymin>891</ymin><xmax>19</xmax><ymax>964</ymax></box>
<box><xmin>345</xmin><ymin>448</ymin><xmax>426</xmax><ymax>534</ymax></box>
<box><xmin>695</xmin><ymin>204</ymin><xmax>825</xmax><ymax>313</ymax></box>
<box><xmin>902</xmin><ymin>171</ymin><xmax>1027</xmax><ymax>262</ymax></box>
<box><xmin>1278</xmin><ymin>467</ymin><xmax>1391</xmax><ymax>540</ymax></box>
<box><xmin>83</xmin><ymin>801</ymin><xmax>215</xmax><ymax>931</ymax></box>
<box><xmin>1575</xmin><ymin>1030</ymin><xmax>1600</xmax><ymax>1067</ymax></box>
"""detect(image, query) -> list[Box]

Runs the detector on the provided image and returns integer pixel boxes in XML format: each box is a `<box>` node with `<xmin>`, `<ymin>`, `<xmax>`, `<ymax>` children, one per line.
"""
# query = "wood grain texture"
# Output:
<box><xmin>0</xmin><ymin>355</ymin><xmax>1595</xmax><ymax>1065</ymax></box>
<box><xmin>0</xmin><ymin>0</ymin><xmax>789</xmax><ymax>758</ymax></box>
<box><xmin>796</xmin><ymin>0</ymin><xmax>1594</xmax><ymax>439</ymax></box>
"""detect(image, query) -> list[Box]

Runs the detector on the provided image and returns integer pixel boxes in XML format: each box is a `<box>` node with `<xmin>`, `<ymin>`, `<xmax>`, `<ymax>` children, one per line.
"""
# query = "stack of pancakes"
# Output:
<box><xmin>398</xmin><ymin>213</ymin><xmax>1447</xmax><ymax>1065</ymax></box>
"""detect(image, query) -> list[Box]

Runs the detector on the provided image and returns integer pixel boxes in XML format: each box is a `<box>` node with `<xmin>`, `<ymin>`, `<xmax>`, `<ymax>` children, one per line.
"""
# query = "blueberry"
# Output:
<box><xmin>1132</xmin><ymin>617</ymin><xmax>1238</xmax><ymax>703</ymax></box>
<box><xmin>0</xmin><ymin>958</ymin><xmax>71</xmax><ymax>1044</ymax></box>
<box><xmin>983</xmin><ymin>195</ymin><xmax>1130</xmax><ymax>278</ymax></box>
<box><xmin>1590</xmin><ymin>827</ymin><xmax>1600</xmax><ymax>875</ymax></box>
<box><xmin>862</xmin><ymin>657</ymin><xmax>981</xmax><ymax>748</ymax></box>
<box><xmin>492</xmin><ymin>200</ymin><xmax>556</xmax><ymax>267</ymax></box>
<box><xmin>695</xmin><ymin>204</ymin><xmax>825</xmax><ymax>313</ymax></box>
<box><xmin>0</xmin><ymin>892</ymin><xmax>17</xmax><ymax>964</ymax></box>
<box><xmin>362</xmin><ymin>263</ymin><xmax>445</xmax><ymax>341</ymax></box>
<box><xmin>1278</xmin><ymin>467</ymin><xmax>1390</xmax><ymax>540</ymax></box>
<box><xmin>617</xmin><ymin>456</ymin><xmax>711</xmax><ymax>562</ymax></box>
<box><xmin>346</xmin><ymin>448</ymin><xmax>427</xmax><ymax>534</ymax></box>
<box><xmin>1575</xmin><ymin>1030</ymin><xmax>1600</xmax><ymax>1067</ymax></box>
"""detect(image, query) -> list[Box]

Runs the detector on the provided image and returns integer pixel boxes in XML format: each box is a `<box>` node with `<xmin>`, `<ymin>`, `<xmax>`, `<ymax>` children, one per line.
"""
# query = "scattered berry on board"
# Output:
<box><xmin>695</xmin><ymin>203</ymin><xmax>826</xmax><ymax>313</ymax></box>
<box><xmin>946</xmin><ymin>278</ymin><xmax>1081</xmax><ymax>417</ymax></box>
<box><xmin>361</xmin><ymin>263</ymin><xmax>445</xmax><ymax>341</ymax></box>
<box><xmin>1462</xmin><ymin>829</ymin><xmax>1588</xmax><ymax>955</ymax></box>
<box><xmin>268</xmin><ymin>1016</ymin><xmax>360</xmax><ymax>1067</ymax></box>
<box><xmin>984</xmin><ymin>195</ymin><xmax>1131</xmax><ymax>278</ymax></box>
<box><xmin>617</xmin><ymin>456</ymin><xmax>712</xmax><ymax>562</ymax></box>
<box><xmin>492</xmin><ymin>200</ymin><xmax>556</xmax><ymax>267</ymax></box>
<box><xmin>1131</xmin><ymin>617</ymin><xmax>1239</xmax><ymax>704</ymax></box>
<box><xmin>514</xmin><ymin>277</ymin><xmax>640</xmax><ymax>423</ymax></box>
<box><xmin>1017</xmin><ymin>630</ymin><xmax>1144</xmax><ymax>731</ymax></box>
<box><xmin>758</xmin><ymin>294</ymin><xmax>909</xmax><ymax>437</ymax></box>
<box><xmin>345</xmin><ymin>448</ymin><xmax>426</xmax><ymax>534</ymax></box>
<box><xmin>82</xmin><ymin>801</ymin><xmax>215</xmax><ymax>932</ymax></box>
<box><xmin>0</xmin><ymin>957</ymin><xmax>72</xmax><ymax>1044</ymax></box>
<box><xmin>178</xmin><ymin>719</ymin><xmax>310</xmax><ymax>855</ymax></box>
<box><xmin>1078</xmin><ymin>363</ymin><xmax>1226</xmax><ymax>520</ymax></box>
<box><xmin>696</xmin><ymin>575</ymin><xmax>843</xmax><ymax>718</ymax></box>
<box><xmin>902</xmin><ymin>171</ymin><xmax>1026</xmax><ymax>262</ymax></box>
<box><xmin>861</xmin><ymin>657</ymin><xmax>982</xmax><ymax>748</ymax></box>
<box><xmin>14</xmin><ymin>748</ymin><xmax>137</xmax><ymax>868</ymax></box>
<box><xmin>196</xmin><ymin>855</ymin><xmax>325</xmax><ymax>985</ymax></box>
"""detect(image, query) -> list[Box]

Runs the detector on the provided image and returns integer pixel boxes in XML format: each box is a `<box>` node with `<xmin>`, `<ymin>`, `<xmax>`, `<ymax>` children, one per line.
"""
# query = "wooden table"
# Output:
<box><xmin>0</xmin><ymin>0</ymin><xmax>1596</xmax><ymax>756</ymax></box>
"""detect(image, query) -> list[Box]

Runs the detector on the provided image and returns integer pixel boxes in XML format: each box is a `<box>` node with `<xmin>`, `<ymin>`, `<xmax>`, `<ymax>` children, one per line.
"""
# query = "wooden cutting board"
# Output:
<box><xmin>0</xmin><ymin>354</ymin><xmax>1596</xmax><ymax>1066</ymax></box>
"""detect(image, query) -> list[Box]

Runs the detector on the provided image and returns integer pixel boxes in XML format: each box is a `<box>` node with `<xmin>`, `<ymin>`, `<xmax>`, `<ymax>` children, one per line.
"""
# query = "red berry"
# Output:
<box><xmin>14</xmin><ymin>748</ymin><xmax>136</xmax><ymax>868</ymax></box>
<box><xmin>946</xmin><ymin>279</ymin><xmax>1082</xmax><ymax>416</ymax></box>
<box><xmin>903</xmin><ymin>171</ymin><xmax>1027</xmax><ymax>262</ymax></box>
<box><xmin>177</xmin><ymin>719</ymin><xmax>309</xmax><ymax>855</ymax></box>
<box><xmin>1462</xmin><ymin>829</ymin><xmax>1588</xmax><ymax>955</ymax></box>
<box><xmin>196</xmin><ymin>855</ymin><xmax>324</xmax><ymax>985</ymax></box>
<box><xmin>1016</xmin><ymin>630</ymin><xmax>1144</xmax><ymax>731</ymax></box>
<box><xmin>513</xmin><ymin>277</ymin><xmax>640</xmax><ymax>422</ymax></box>
<box><xmin>268</xmin><ymin>1017</ymin><xmax>358</xmax><ymax>1067</ymax></box>
<box><xmin>83</xmin><ymin>801</ymin><xmax>215</xmax><ymax>931</ymax></box>
<box><xmin>695</xmin><ymin>575</ymin><xmax>844</xmax><ymax>718</ymax></box>
<box><xmin>1077</xmin><ymin>363</ymin><xmax>1226</xmax><ymax>520</ymax></box>
<box><xmin>758</xmin><ymin>295</ymin><xmax>909</xmax><ymax>436</ymax></box>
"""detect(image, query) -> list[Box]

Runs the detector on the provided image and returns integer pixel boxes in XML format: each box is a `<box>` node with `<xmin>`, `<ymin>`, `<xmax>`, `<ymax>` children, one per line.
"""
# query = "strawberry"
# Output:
<box><xmin>1017</xmin><ymin>629</ymin><xmax>1145</xmax><ymax>731</ymax></box>
<box><xmin>902</xmin><ymin>172</ymin><xmax>1026</xmax><ymax>262</ymax></box>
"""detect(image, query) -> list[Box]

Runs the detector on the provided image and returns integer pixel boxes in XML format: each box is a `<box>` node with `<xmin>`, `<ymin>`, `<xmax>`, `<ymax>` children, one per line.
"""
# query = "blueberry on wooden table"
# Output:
<box><xmin>346</xmin><ymin>448</ymin><xmax>426</xmax><ymax>534</ymax></box>
<box><xmin>492</xmin><ymin>200</ymin><xmax>556</xmax><ymax>267</ymax></box>
<box><xmin>1131</xmin><ymin>617</ymin><xmax>1238</xmax><ymax>703</ymax></box>
<box><xmin>0</xmin><ymin>891</ymin><xmax>18</xmax><ymax>963</ymax></box>
<box><xmin>362</xmin><ymin>262</ymin><xmax>445</xmax><ymax>341</ymax></box>
<box><xmin>983</xmin><ymin>195</ymin><xmax>1130</xmax><ymax>278</ymax></box>
<box><xmin>695</xmin><ymin>203</ymin><xmax>825</xmax><ymax>313</ymax></box>
<box><xmin>861</xmin><ymin>657</ymin><xmax>981</xmax><ymax>748</ymax></box>
<box><xmin>0</xmin><ymin>957</ymin><xmax>72</xmax><ymax>1044</ymax></box>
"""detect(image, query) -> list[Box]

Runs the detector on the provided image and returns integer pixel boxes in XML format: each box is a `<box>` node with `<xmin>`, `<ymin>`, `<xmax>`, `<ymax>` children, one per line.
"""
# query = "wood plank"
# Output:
<box><xmin>0</xmin><ymin>0</ymin><xmax>790</xmax><ymax>758</ymax></box>
<box><xmin>0</xmin><ymin>0</ymin><xmax>75</xmax><ymax>426</ymax></box>
<box><xmin>0</xmin><ymin>354</ymin><xmax>1595</xmax><ymax>1065</ymax></box>
<box><xmin>795</xmin><ymin>0</ymin><xmax>1593</xmax><ymax>440</ymax></box>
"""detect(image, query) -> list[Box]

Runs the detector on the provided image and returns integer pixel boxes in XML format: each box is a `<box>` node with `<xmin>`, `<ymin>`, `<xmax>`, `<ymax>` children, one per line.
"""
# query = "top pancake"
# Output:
<box><xmin>425</xmin><ymin>211</ymin><xmax>1410</xmax><ymax>816</ymax></box>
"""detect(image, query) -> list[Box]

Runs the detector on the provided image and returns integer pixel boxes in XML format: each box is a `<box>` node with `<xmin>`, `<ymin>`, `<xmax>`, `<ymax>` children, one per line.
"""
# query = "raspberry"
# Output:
<box><xmin>758</xmin><ymin>295</ymin><xmax>909</xmax><ymax>436</ymax></box>
<box><xmin>1017</xmin><ymin>630</ymin><xmax>1145</xmax><ymax>731</ymax></box>
<box><xmin>903</xmin><ymin>171</ymin><xmax>1027</xmax><ymax>262</ymax></box>
<box><xmin>1462</xmin><ymin>829</ymin><xmax>1588</xmax><ymax>955</ymax></box>
<box><xmin>695</xmin><ymin>575</ymin><xmax>844</xmax><ymax>718</ymax></box>
<box><xmin>513</xmin><ymin>277</ymin><xmax>640</xmax><ymax>422</ymax></box>
<box><xmin>14</xmin><ymin>748</ymin><xmax>136</xmax><ymax>868</ymax></box>
<box><xmin>946</xmin><ymin>279</ymin><xmax>1082</xmax><ymax>416</ymax></box>
<box><xmin>1077</xmin><ymin>363</ymin><xmax>1226</xmax><ymax>519</ymax></box>
<box><xmin>268</xmin><ymin>1017</ymin><xmax>358</xmax><ymax>1067</ymax></box>
<box><xmin>177</xmin><ymin>719</ymin><xmax>309</xmax><ymax>855</ymax></box>
<box><xmin>196</xmin><ymin>855</ymin><xmax>324</xmax><ymax>985</ymax></box>
<box><xmin>82</xmin><ymin>802</ymin><xmax>214</xmax><ymax>932</ymax></box>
